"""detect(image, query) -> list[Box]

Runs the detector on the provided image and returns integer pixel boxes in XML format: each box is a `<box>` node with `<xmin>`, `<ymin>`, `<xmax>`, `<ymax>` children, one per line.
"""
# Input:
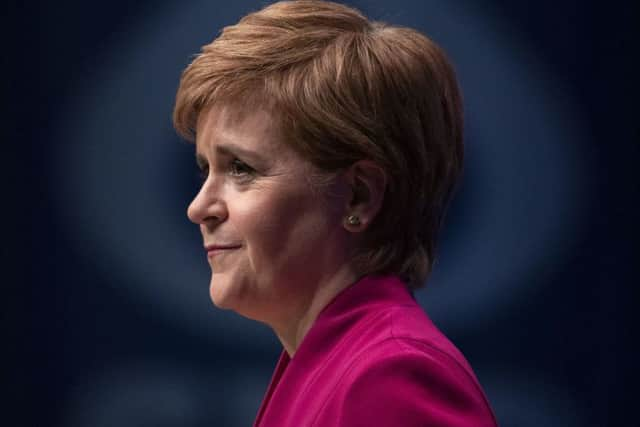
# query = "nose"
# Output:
<box><xmin>187</xmin><ymin>178</ymin><xmax>228</xmax><ymax>226</ymax></box>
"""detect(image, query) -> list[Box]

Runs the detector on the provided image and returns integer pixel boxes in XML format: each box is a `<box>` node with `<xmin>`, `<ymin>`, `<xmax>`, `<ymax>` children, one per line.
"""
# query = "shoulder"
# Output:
<box><xmin>352</xmin><ymin>303</ymin><xmax>481</xmax><ymax>384</ymax></box>
<box><xmin>313</xmin><ymin>309</ymin><xmax>498</xmax><ymax>427</ymax></box>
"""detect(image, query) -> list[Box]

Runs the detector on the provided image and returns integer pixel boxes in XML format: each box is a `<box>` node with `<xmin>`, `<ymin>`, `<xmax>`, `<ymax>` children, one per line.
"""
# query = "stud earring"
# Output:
<box><xmin>346</xmin><ymin>215</ymin><xmax>361</xmax><ymax>226</ymax></box>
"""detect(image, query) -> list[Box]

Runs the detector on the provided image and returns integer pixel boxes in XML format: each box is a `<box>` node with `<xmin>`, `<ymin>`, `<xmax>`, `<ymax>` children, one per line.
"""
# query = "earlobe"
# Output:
<box><xmin>343</xmin><ymin>214</ymin><xmax>362</xmax><ymax>231</ymax></box>
<box><xmin>343</xmin><ymin>160</ymin><xmax>386</xmax><ymax>232</ymax></box>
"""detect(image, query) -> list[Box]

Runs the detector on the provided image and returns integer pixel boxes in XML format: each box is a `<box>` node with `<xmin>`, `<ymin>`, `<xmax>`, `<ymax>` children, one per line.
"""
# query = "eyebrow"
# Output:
<box><xmin>195</xmin><ymin>142</ymin><xmax>266</xmax><ymax>167</ymax></box>
<box><xmin>216</xmin><ymin>143</ymin><xmax>263</xmax><ymax>161</ymax></box>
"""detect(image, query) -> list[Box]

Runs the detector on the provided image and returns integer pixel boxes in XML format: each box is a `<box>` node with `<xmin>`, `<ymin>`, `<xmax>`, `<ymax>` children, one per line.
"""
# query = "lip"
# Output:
<box><xmin>204</xmin><ymin>244</ymin><xmax>241</xmax><ymax>257</ymax></box>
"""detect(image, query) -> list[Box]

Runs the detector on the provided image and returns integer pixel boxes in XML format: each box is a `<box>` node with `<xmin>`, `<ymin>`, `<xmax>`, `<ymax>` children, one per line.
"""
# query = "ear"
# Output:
<box><xmin>343</xmin><ymin>160</ymin><xmax>387</xmax><ymax>232</ymax></box>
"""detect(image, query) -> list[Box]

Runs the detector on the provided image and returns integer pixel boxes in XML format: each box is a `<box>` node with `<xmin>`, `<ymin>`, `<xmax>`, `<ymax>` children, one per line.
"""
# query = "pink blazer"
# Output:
<box><xmin>253</xmin><ymin>275</ymin><xmax>498</xmax><ymax>427</ymax></box>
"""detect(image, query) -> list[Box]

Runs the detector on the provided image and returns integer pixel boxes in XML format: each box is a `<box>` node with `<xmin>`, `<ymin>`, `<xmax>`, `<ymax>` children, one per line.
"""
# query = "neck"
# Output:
<box><xmin>272</xmin><ymin>263</ymin><xmax>359</xmax><ymax>357</ymax></box>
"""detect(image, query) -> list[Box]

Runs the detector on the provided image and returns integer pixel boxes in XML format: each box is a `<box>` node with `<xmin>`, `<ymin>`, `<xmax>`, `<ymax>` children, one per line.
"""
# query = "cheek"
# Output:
<box><xmin>236</xmin><ymin>190</ymin><xmax>333</xmax><ymax>263</ymax></box>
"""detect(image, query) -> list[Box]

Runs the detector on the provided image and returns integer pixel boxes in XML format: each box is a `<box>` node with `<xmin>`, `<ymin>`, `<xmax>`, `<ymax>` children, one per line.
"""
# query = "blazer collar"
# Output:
<box><xmin>254</xmin><ymin>275</ymin><xmax>413</xmax><ymax>426</ymax></box>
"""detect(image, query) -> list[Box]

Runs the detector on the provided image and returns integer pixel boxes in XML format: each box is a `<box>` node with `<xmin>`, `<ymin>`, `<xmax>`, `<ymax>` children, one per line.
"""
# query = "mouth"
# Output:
<box><xmin>204</xmin><ymin>244</ymin><xmax>242</xmax><ymax>257</ymax></box>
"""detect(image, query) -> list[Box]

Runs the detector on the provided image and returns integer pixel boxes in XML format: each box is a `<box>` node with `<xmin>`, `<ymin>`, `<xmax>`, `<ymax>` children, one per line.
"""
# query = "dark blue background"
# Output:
<box><xmin>6</xmin><ymin>1</ymin><xmax>637</xmax><ymax>426</ymax></box>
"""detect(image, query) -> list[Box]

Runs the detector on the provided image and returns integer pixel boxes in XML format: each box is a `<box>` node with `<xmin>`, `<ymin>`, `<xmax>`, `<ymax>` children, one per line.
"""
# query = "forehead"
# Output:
<box><xmin>195</xmin><ymin>104</ymin><xmax>282</xmax><ymax>153</ymax></box>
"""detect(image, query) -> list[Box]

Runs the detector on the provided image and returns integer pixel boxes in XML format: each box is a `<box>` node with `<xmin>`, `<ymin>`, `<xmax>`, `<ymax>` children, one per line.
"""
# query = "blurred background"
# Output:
<box><xmin>5</xmin><ymin>0</ymin><xmax>637</xmax><ymax>426</ymax></box>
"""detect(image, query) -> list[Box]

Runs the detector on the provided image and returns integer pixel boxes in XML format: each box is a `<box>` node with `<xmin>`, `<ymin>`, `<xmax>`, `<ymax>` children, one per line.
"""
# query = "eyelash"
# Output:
<box><xmin>229</xmin><ymin>158</ymin><xmax>255</xmax><ymax>178</ymax></box>
<box><xmin>198</xmin><ymin>165</ymin><xmax>209</xmax><ymax>182</ymax></box>
<box><xmin>197</xmin><ymin>159</ymin><xmax>255</xmax><ymax>182</ymax></box>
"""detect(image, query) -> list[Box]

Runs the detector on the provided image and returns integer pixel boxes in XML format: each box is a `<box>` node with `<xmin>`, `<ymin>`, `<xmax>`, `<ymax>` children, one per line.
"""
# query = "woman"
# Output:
<box><xmin>174</xmin><ymin>1</ymin><xmax>497</xmax><ymax>426</ymax></box>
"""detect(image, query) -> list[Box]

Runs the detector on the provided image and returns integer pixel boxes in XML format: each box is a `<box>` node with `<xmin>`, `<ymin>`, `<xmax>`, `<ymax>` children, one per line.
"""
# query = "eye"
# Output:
<box><xmin>197</xmin><ymin>164</ymin><xmax>209</xmax><ymax>182</ymax></box>
<box><xmin>229</xmin><ymin>158</ymin><xmax>255</xmax><ymax>178</ymax></box>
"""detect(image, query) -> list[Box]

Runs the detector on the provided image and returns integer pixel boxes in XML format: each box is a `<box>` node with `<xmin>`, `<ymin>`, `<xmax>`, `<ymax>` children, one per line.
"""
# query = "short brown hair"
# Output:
<box><xmin>174</xmin><ymin>0</ymin><xmax>463</xmax><ymax>289</ymax></box>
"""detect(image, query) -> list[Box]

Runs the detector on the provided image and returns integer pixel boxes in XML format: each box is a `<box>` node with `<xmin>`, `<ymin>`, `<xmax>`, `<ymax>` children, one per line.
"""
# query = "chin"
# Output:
<box><xmin>208</xmin><ymin>274</ymin><xmax>238</xmax><ymax>309</ymax></box>
<box><xmin>209</xmin><ymin>273</ymin><xmax>274</xmax><ymax>324</ymax></box>
<box><xmin>208</xmin><ymin>272</ymin><xmax>255</xmax><ymax>314</ymax></box>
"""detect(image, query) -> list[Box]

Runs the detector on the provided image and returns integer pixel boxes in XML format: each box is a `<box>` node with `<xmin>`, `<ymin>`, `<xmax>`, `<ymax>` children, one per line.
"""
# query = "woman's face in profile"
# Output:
<box><xmin>187</xmin><ymin>105</ymin><xmax>349</xmax><ymax>324</ymax></box>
